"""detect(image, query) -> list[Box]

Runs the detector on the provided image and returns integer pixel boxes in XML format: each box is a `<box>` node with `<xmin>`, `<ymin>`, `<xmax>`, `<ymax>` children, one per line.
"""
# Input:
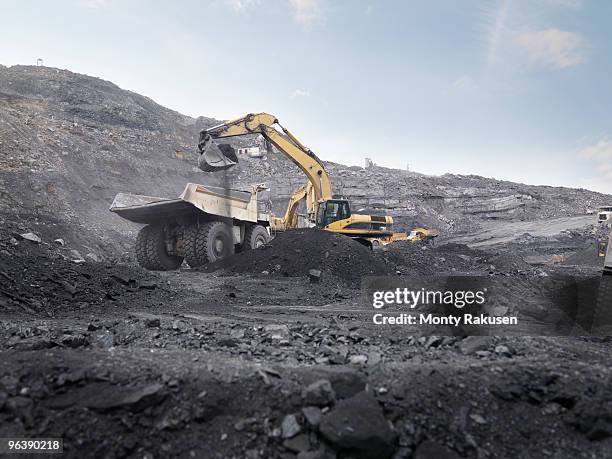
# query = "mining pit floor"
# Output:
<box><xmin>1</xmin><ymin>221</ymin><xmax>611</xmax><ymax>459</ymax></box>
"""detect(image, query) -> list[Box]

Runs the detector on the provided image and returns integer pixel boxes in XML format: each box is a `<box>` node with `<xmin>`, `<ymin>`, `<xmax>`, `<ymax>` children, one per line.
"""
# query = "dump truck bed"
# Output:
<box><xmin>110</xmin><ymin>183</ymin><xmax>270</xmax><ymax>225</ymax></box>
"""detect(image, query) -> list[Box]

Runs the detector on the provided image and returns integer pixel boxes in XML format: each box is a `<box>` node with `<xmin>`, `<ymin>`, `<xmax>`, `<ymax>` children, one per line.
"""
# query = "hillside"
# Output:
<box><xmin>0</xmin><ymin>65</ymin><xmax>609</xmax><ymax>252</ymax></box>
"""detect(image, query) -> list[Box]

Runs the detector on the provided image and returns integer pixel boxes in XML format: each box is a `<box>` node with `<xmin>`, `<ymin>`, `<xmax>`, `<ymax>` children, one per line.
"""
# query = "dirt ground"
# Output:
<box><xmin>1</xmin><ymin>215</ymin><xmax>612</xmax><ymax>459</ymax></box>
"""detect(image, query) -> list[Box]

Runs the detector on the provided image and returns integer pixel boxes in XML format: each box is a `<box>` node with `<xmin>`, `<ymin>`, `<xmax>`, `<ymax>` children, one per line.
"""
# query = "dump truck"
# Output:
<box><xmin>110</xmin><ymin>183</ymin><xmax>271</xmax><ymax>270</ymax></box>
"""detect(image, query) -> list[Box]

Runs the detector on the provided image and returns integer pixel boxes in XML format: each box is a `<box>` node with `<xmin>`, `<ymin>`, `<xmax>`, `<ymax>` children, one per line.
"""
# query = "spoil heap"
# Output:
<box><xmin>208</xmin><ymin>228</ymin><xmax>392</xmax><ymax>284</ymax></box>
<box><xmin>0</xmin><ymin>223</ymin><xmax>169</xmax><ymax>317</ymax></box>
<box><xmin>379</xmin><ymin>241</ymin><xmax>535</xmax><ymax>276</ymax></box>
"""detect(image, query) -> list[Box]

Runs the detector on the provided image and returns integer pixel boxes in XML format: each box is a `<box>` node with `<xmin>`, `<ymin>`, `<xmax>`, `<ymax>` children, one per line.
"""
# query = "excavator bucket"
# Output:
<box><xmin>197</xmin><ymin>133</ymin><xmax>239</xmax><ymax>172</ymax></box>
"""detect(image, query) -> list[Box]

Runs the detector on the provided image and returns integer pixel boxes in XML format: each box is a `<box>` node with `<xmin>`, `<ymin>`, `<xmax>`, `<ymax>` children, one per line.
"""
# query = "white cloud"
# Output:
<box><xmin>515</xmin><ymin>28</ymin><xmax>585</xmax><ymax>68</ymax></box>
<box><xmin>581</xmin><ymin>140</ymin><xmax>612</xmax><ymax>160</ymax></box>
<box><xmin>78</xmin><ymin>0</ymin><xmax>110</xmax><ymax>8</ymax></box>
<box><xmin>289</xmin><ymin>0</ymin><xmax>325</xmax><ymax>26</ymax></box>
<box><xmin>579</xmin><ymin>140</ymin><xmax>612</xmax><ymax>193</ymax></box>
<box><xmin>220</xmin><ymin>0</ymin><xmax>325</xmax><ymax>26</ymax></box>
<box><xmin>290</xmin><ymin>89</ymin><xmax>310</xmax><ymax>99</ymax></box>
<box><xmin>483</xmin><ymin>0</ymin><xmax>511</xmax><ymax>71</ymax></box>
<box><xmin>452</xmin><ymin>75</ymin><xmax>478</xmax><ymax>91</ymax></box>
<box><xmin>481</xmin><ymin>1</ymin><xmax>587</xmax><ymax>74</ymax></box>
<box><xmin>224</xmin><ymin>0</ymin><xmax>260</xmax><ymax>13</ymax></box>
<box><xmin>541</xmin><ymin>0</ymin><xmax>582</xmax><ymax>8</ymax></box>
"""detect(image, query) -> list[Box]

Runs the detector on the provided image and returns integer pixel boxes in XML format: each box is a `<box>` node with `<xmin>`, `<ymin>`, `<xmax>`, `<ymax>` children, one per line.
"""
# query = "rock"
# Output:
<box><xmin>283</xmin><ymin>433</ymin><xmax>311</xmax><ymax>453</ymax></box>
<box><xmin>46</xmin><ymin>382</ymin><xmax>165</xmax><ymax>412</ymax></box>
<box><xmin>138</xmin><ymin>280</ymin><xmax>157</xmax><ymax>290</ymax></box>
<box><xmin>319</xmin><ymin>391</ymin><xmax>396</xmax><ymax>459</ymax></box>
<box><xmin>111</xmin><ymin>274</ymin><xmax>136</xmax><ymax>287</ymax></box>
<box><xmin>20</xmin><ymin>232</ymin><xmax>41</xmax><ymax>243</ymax></box>
<box><xmin>92</xmin><ymin>331</ymin><xmax>114</xmax><ymax>349</ymax></box>
<box><xmin>145</xmin><ymin>317</ymin><xmax>161</xmax><ymax>328</ymax></box>
<box><xmin>230</xmin><ymin>328</ymin><xmax>245</xmax><ymax>339</ymax></box>
<box><xmin>424</xmin><ymin>336</ymin><xmax>443</xmax><ymax>349</ymax></box>
<box><xmin>86</xmin><ymin>252</ymin><xmax>101</xmax><ymax>262</ymax></box>
<box><xmin>234</xmin><ymin>417</ymin><xmax>258</xmax><ymax>432</ymax></box>
<box><xmin>264</xmin><ymin>324</ymin><xmax>290</xmax><ymax>340</ymax></box>
<box><xmin>217</xmin><ymin>337</ymin><xmax>239</xmax><ymax>347</ymax></box>
<box><xmin>12</xmin><ymin>337</ymin><xmax>55</xmax><ymax>351</ymax></box>
<box><xmin>349</xmin><ymin>354</ymin><xmax>368</xmax><ymax>365</ymax></box>
<box><xmin>413</xmin><ymin>440</ymin><xmax>460</xmax><ymax>459</ymax></box>
<box><xmin>172</xmin><ymin>320</ymin><xmax>190</xmax><ymax>332</ymax></box>
<box><xmin>302</xmin><ymin>406</ymin><xmax>322</xmax><ymax>428</ymax></box>
<box><xmin>323</xmin><ymin>344</ymin><xmax>349</xmax><ymax>364</ymax></box>
<box><xmin>494</xmin><ymin>345</ymin><xmax>513</xmax><ymax>357</ymax></box>
<box><xmin>309</xmin><ymin>269</ymin><xmax>322</xmax><ymax>283</ymax></box>
<box><xmin>281</xmin><ymin>413</ymin><xmax>302</xmax><ymax>439</ymax></box>
<box><xmin>469</xmin><ymin>413</ymin><xmax>486</xmax><ymax>425</ymax></box>
<box><xmin>586</xmin><ymin>419</ymin><xmax>612</xmax><ymax>441</ymax></box>
<box><xmin>458</xmin><ymin>336</ymin><xmax>491</xmax><ymax>355</ymax></box>
<box><xmin>302</xmin><ymin>379</ymin><xmax>336</xmax><ymax>407</ymax></box>
<box><xmin>61</xmin><ymin>334</ymin><xmax>88</xmax><ymax>348</ymax></box>
<box><xmin>490</xmin><ymin>306</ymin><xmax>508</xmax><ymax>316</ymax></box>
<box><xmin>70</xmin><ymin>249</ymin><xmax>85</xmax><ymax>263</ymax></box>
<box><xmin>298</xmin><ymin>367</ymin><xmax>366</xmax><ymax>399</ymax></box>
<box><xmin>56</xmin><ymin>370</ymin><xmax>86</xmax><ymax>386</ymax></box>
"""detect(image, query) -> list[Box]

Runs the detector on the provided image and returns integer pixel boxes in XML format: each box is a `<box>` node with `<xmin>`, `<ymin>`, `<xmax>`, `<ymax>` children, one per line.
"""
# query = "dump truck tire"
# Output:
<box><xmin>244</xmin><ymin>225</ymin><xmax>269</xmax><ymax>250</ymax></box>
<box><xmin>135</xmin><ymin>225</ymin><xmax>183</xmax><ymax>271</ymax></box>
<box><xmin>184</xmin><ymin>224</ymin><xmax>207</xmax><ymax>267</ymax></box>
<box><xmin>184</xmin><ymin>221</ymin><xmax>234</xmax><ymax>266</ymax></box>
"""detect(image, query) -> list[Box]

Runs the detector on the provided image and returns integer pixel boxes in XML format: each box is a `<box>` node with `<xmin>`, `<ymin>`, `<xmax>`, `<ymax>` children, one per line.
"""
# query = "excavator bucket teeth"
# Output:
<box><xmin>198</xmin><ymin>138</ymin><xmax>239</xmax><ymax>172</ymax></box>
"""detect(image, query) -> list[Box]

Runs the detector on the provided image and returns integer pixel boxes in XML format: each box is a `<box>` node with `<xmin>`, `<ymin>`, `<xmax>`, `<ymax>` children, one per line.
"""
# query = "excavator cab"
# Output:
<box><xmin>316</xmin><ymin>199</ymin><xmax>351</xmax><ymax>228</ymax></box>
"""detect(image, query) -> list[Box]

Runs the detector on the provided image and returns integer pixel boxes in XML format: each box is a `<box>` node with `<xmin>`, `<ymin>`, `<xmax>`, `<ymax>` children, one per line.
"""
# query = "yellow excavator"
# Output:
<box><xmin>198</xmin><ymin>112</ymin><xmax>415</xmax><ymax>247</ymax></box>
<box><xmin>270</xmin><ymin>182</ymin><xmax>313</xmax><ymax>231</ymax></box>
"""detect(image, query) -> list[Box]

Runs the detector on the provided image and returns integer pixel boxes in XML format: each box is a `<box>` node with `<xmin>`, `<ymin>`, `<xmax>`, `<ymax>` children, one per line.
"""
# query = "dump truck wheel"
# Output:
<box><xmin>135</xmin><ymin>225</ymin><xmax>183</xmax><ymax>271</ymax></box>
<box><xmin>184</xmin><ymin>224</ymin><xmax>207</xmax><ymax>267</ymax></box>
<box><xmin>135</xmin><ymin>226</ymin><xmax>153</xmax><ymax>269</ymax></box>
<box><xmin>184</xmin><ymin>221</ymin><xmax>234</xmax><ymax>266</ymax></box>
<box><xmin>244</xmin><ymin>225</ymin><xmax>269</xmax><ymax>250</ymax></box>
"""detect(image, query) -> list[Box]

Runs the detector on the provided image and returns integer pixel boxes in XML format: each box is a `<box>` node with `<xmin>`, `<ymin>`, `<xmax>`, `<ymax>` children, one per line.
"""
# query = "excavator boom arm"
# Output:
<box><xmin>200</xmin><ymin>113</ymin><xmax>332</xmax><ymax>203</ymax></box>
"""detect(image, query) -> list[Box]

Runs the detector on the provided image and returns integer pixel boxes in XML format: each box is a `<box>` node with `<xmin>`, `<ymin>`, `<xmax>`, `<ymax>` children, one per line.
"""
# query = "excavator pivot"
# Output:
<box><xmin>197</xmin><ymin>133</ymin><xmax>239</xmax><ymax>172</ymax></box>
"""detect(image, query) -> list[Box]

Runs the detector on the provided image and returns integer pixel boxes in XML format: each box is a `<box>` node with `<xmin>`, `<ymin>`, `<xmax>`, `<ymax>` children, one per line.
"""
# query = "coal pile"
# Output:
<box><xmin>562</xmin><ymin>243</ymin><xmax>604</xmax><ymax>267</ymax></box>
<box><xmin>379</xmin><ymin>241</ymin><xmax>535</xmax><ymax>275</ymax></box>
<box><xmin>0</xmin><ymin>225</ymin><xmax>169</xmax><ymax>317</ymax></box>
<box><xmin>208</xmin><ymin>228</ymin><xmax>393</xmax><ymax>283</ymax></box>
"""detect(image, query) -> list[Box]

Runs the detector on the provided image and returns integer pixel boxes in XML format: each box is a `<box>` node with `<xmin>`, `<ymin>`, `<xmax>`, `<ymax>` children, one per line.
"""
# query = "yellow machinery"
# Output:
<box><xmin>110</xmin><ymin>183</ymin><xmax>272</xmax><ymax>269</ymax></box>
<box><xmin>270</xmin><ymin>183</ymin><xmax>314</xmax><ymax>231</ymax></box>
<box><xmin>198</xmin><ymin>113</ymin><xmax>411</xmax><ymax>247</ymax></box>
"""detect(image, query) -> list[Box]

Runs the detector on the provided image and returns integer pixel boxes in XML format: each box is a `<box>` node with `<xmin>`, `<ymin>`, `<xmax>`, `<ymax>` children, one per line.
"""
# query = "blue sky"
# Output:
<box><xmin>2</xmin><ymin>0</ymin><xmax>612</xmax><ymax>193</ymax></box>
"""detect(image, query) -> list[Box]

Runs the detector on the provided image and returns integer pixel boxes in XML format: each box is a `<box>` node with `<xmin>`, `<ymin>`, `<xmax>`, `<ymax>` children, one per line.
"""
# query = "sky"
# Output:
<box><xmin>1</xmin><ymin>0</ymin><xmax>612</xmax><ymax>193</ymax></box>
